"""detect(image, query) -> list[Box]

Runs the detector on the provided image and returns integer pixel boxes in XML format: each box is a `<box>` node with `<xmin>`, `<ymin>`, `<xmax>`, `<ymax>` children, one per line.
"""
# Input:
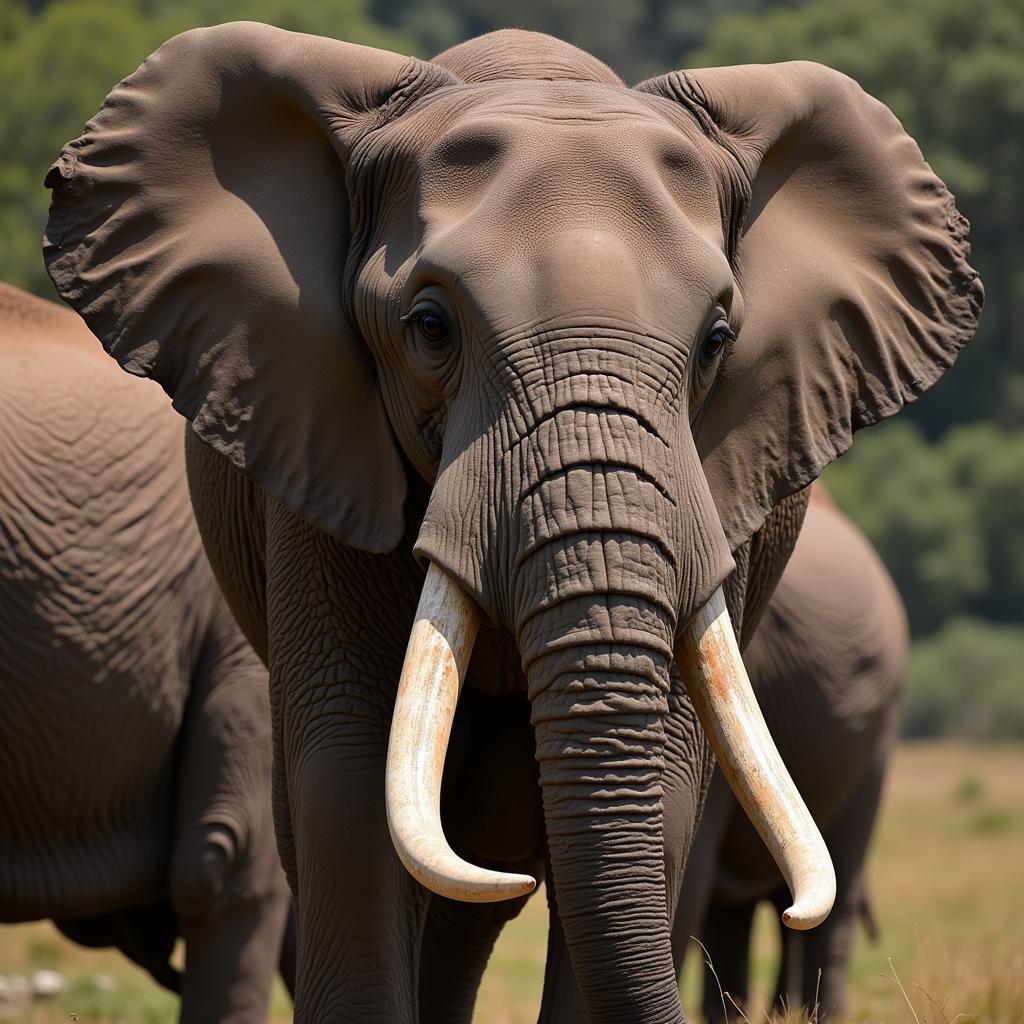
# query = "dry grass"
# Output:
<box><xmin>480</xmin><ymin>741</ymin><xmax>1024</xmax><ymax>1023</ymax></box>
<box><xmin>1</xmin><ymin>742</ymin><xmax>1021</xmax><ymax>1022</ymax></box>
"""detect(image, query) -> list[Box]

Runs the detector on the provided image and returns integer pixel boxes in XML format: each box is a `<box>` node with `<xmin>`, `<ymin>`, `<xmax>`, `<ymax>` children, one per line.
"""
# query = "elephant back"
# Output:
<box><xmin>714</xmin><ymin>492</ymin><xmax>908</xmax><ymax>894</ymax></box>
<box><xmin>0</xmin><ymin>283</ymin><xmax>213</xmax><ymax>919</ymax></box>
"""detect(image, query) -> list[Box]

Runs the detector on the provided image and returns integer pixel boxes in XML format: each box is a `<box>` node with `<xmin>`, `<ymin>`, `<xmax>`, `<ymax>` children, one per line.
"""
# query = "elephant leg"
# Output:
<box><xmin>418</xmin><ymin>885</ymin><xmax>537</xmax><ymax>1023</ymax></box>
<box><xmin>537</xmin><ymin>882</ymin><xmax>590</xmax><ymax>1024</ymax></box>
<box><xmin>779</xmin><ymin>899</ymin><xmax>859</xmax><ymax>1023</ymax></box>
<box><xmin>700</xmin><ymin>900</ymin><xmax>755</xmax><ymax>1024</ymax></box>
<box><xmin>775</xmin><ymin>751</ymin><xmax>889</xmax><ymax>1019</ymax></box>
<box><xmin>286</xmin><ymin>741</ymin><xmax>430</xmax><ymax>1022</ymax></box>
<box><xmin>417</xmin><ymin>685</ymin><xmax>545</xmax><ymax>1021</ymax></box>
<box><xmin>179</xmin><ymin>893</ymin><xmax>289</xmax><ymax>1024</ymax></box>
<box><xmin>277</xmin><ymin>907</ymin><xmax>297</xmax><ymax>999</ymax></box>
<box><xmin>170</xmin><ymin>598</ymin><xmax>289</xmax><ymax>1022</ymax></box>
<box><xmin>670</xmin><ymin>769</ymin><xmax>732</xmax><ymax>977</ymax></box>
<box><xmin>264</xmin><ymin>502</ymin><xmax>436</xmax><ymax>1022</ymax></box>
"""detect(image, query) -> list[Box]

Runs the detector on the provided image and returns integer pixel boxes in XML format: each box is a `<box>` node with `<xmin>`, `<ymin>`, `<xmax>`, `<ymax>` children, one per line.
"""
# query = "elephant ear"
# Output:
<box><xmin>44</xmin><ymin>22</ymin><xmax>452</xmax><ymax>552</ymax></box>
<box><xmin>637</xmin><ymin>62</ymin><xmax>982</xmax><ymax>550</ymax></box>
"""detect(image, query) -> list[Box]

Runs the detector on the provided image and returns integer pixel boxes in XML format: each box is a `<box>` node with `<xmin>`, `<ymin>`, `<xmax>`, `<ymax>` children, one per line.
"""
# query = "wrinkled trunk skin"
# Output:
<box><xmin>525</xmin><ymin>591</ymin><xmax>681</xmax><ymax>1021</ymax></box>
<box><xmin>512</xmin><ymin>439</ymin><xmax>688</xmax><ymax>1022</ymax></box>
<box><xmin>416</xmin><ymin>328</ymin><xmax>734</xmax><ymax>1020</ymax></box>
<box><xmin>510</xmin><ymin>413</ymin><xmax>726</xmax><ymax>1021</ymax></box>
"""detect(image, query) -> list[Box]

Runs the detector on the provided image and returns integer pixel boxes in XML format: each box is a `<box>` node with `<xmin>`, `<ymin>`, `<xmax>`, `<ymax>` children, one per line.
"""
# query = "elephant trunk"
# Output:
<box><xmin>387</xmin><ymin>385</ymin><xmax>834</xmax><ymax>1003</ymax></box>
<box><xmin>500</xmin><ymin>397</ymin><xmax>698</xmax><ymax>1020</ymax></box>
<box><xmin>522</xmin><ymin>575</ymin><xmax>683</xmax><ymax>1022</ymax></box>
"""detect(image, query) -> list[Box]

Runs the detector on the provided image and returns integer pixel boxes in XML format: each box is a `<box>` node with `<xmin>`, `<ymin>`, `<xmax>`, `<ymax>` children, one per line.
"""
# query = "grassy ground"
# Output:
<box><xmin>2</xmin><ymin>741</ymin><xmax>1021</xmax><ymax>1022</ymax></box>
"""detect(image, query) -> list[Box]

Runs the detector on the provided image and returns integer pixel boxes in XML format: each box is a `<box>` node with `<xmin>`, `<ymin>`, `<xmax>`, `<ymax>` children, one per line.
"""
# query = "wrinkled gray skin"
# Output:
<box><xmin>673</xmin><ymin>488</ymin><xmax>908</xmax><ymax>1020</ymax></box>
<box><xmin>0</xmin><ymin>283</ymin><xmax>290</xmax><ymax>1023</ymax></box>
<box><xmin>43</xmin><ymin>24</ymin><xmax>980</xmax><ymax>1024</ymax></box>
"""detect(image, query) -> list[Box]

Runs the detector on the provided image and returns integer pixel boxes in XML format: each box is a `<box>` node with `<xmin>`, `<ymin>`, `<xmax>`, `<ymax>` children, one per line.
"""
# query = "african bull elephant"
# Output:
<box><xmin>673</xmin><ymin>486</ymin><xmax>908</xmax><ymax>1020</ymax></box>
<box><xmin>43</xmin><ymin>25</ymin><xmax>980</xmax><ymax>1023</ymax></box>
<box><xmin>0</xmin><ymin>282</ymin><xmax>289</xmax><ymax>1022</ymax></box>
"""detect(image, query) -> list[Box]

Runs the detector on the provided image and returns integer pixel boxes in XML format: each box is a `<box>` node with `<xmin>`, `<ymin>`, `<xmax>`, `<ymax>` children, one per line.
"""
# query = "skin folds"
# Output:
<box><xmin>0</xmin><ymin>283</ymin><xmax>289</xmax><ymax>1023</ymax></box>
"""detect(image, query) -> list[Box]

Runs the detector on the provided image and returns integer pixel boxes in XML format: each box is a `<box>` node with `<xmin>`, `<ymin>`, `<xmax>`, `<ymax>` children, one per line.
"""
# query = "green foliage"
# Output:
<box><xmin>904</xmin><ymin>617</ymin><xmax>1024</xmax><ymax>740</ymax></box>
<box><xmin>690</xmin><ymin>0</ymin><xmax>1024</xmax><ymax>436</ymax></box>
<box><xmin>824</xmin><ymin>420</ymin><xmax>1024</xmax><ymax>635</ymax></box>
<box><xmin>0</xmin><ymin>0</ymin><xmax>410</xmax><ymax>300</ymax></box>
<box><xmin>371</xmin><ymin>0</ymin><xmax>787</xmax><ymax>81</ymax></box>
<box><xmin>143</xmin><ymin>0</ymin><xmax>412</xmax><ymax>49</ymax></box>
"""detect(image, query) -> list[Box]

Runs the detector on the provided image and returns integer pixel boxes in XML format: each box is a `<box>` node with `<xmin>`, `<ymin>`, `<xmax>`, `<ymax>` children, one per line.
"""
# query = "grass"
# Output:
<box><xmin>1</xmin><ymin>741</ymin><xmax>1021</xmax><ymax>1022</ymax></box>
<box><xmin>476</xmin><ymin>741</ymin><xmax>1024</xmax><ymax>1023</ymax></box>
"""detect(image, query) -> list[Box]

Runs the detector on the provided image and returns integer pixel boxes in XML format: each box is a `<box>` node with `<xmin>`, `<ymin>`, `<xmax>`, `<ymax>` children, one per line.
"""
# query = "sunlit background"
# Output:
<box><xmin>1</xmin><ymin>0</ymin><xmax>1021</xmax><ymax>1020</ymax></box>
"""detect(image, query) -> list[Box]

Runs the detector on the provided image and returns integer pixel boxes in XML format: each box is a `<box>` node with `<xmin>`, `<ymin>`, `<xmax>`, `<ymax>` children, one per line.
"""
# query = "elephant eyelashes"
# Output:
<box><xmin>402</xmin><ymin>302</ymin><xmax>459</xmax><ymax>377</ymax></box>
<box><xmin>403</xmin><ymin>305</ymin><xmax>452</xmax><ymax>347</ymax></box>
<box><xmin>411</xmin><ymin>311</ymin><xmax>449</xmax><ymax>347</ymax></box>
<box><xmin>700</xmin><ymin>322</ymin><xmax>733</xmax><ymax>366</ymax></box>
<box><xmin>690</xmin><ymin>318</ymin><xmax>734</xmax><ymax>412</ymax></box>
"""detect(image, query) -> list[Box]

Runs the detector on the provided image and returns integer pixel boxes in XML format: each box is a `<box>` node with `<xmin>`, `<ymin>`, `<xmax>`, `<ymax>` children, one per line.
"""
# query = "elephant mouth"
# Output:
<box><xmin>385</xmin><ymin>561</ymin><xmax>836</xmax><ymax>929</ymax></box>
<box><xmin>384</xmin><ymin>562</ymin><xmax>536</xmax><ymax>903</ymax></box>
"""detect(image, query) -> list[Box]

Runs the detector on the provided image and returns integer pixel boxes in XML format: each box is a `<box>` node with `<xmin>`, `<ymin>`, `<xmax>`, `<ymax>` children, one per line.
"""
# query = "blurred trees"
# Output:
<box><xmin>370</xmin><ymin>0</ymin><xmax>790</xmax><ymax>81</ymax></box>
<box><xmin>693</xmin><ymin>0</ymin><xmax>1024</xmax><ymax>737</ymax></box>
<box><xmin>2</xmin><ymin>0</ymin><xmax>1020</xmax><ymax>734</ymax></box>
<box><xmin>0</xmin><ymin>0</ymin><xmax>410</xmax><ymax>298</ymax></box>
<box><xmin>691</xmin><ymin>0</ymin><xmax>1024</xmax><ymax>437</ymax></box>
<box><xmin>904</xmin><ymin>618</ymin><xmax>1024</xmax><ymax>740</ymax></box>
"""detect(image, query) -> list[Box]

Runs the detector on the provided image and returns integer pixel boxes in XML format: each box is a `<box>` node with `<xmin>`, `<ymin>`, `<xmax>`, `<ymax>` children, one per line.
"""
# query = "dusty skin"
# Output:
<box><xmin>44</xmin><ymin>24</ymin><xmax>980</xmax><ymax>1023</ymax></box>
<box><xmin>0</xmin><ymin>283</ymin><xmax>290</xmax><ymax>1023</ymax></box>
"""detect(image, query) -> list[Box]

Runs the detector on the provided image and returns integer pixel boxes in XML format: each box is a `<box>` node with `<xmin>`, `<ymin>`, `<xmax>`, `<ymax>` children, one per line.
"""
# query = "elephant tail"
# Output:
<box><xmin>859</xmin><ymin>889</ymin><xmax>880</xmax><ymax>943</ymax></box>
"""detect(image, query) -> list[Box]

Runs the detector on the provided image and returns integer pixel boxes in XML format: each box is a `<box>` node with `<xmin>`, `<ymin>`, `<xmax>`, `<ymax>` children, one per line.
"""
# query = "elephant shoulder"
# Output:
<box><xmin>184</xmin><ymin>429</ymin><xmax>269</xmax><ymax>662</ymax></box>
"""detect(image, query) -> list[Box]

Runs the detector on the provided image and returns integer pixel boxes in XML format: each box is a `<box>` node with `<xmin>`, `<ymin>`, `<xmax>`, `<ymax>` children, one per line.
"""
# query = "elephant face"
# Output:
<box><xmin>45</xmin><ymin>24</ymin><xmax>981</xmax><ymax>1019</ymax></box>
<box><xmin>351</xmin><ymin>74</ymin><xmax>739</xmax><ymax>626</ymax></box>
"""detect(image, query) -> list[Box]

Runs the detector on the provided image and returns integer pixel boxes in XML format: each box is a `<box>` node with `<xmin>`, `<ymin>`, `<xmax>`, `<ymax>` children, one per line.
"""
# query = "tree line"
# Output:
<box><xmin>3</xmin><ymin>0</ymin><xmax>1021</xmax><ymax>736</ymax></box>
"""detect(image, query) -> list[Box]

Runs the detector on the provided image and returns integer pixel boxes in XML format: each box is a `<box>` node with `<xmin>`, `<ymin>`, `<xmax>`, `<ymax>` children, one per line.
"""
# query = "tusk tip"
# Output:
<box><xmin>506</xmin><ymin>873</ymin><xmax>538</xmax><ymax>899</ymax></box>
<box><xmin>781</xmin><ymin>888</ymin><xmax>836</xmax><ymax>931</ymax></box>
<box><xmin>427</xmin><ymin>869</ymin><xmax>537</xmax><ymax>904</ymax></box>
<box><xmin>465</xmin><ymin>870</ymin><xmax>537</xmax><ymax>903</ymax></box>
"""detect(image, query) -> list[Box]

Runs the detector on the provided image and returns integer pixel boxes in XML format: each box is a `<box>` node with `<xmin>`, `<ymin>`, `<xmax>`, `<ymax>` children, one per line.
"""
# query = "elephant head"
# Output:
<box><xmin>45</xmin><ymin>24</ymin><xmax>980</xmax><ymax>1020</ymax></box>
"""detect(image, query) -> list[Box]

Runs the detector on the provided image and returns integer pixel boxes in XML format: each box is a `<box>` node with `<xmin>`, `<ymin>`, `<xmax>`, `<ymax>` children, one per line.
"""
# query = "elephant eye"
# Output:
<box><xmin>699</xmin><ymin>321</ymin><xmax>733</xmax><ymax>367</ymax></box>
<box><xmin>416</xmin><ymin>312</ymin><xmax>448</xmax><ymax>345</ymax></box>
<box><xmin>689</xmin><ymin>317</ymin><xmax>734</xmax><ymax>415</ymax></box>
<box><xmin>404</xmin><ymin>306</ymin><xmax>452</xmax><ymax>353</ymax></box>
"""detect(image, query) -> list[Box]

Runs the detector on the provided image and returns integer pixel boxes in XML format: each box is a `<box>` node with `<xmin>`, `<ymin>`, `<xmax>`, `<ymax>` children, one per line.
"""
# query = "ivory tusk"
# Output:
<box><xmin>385</xmin><ymin>562</ymin><xmax>537</xmax><ymax>903</ymax></box>
<box><xmin>675</xmin><ymin>586</ymin><xmax>836</xmax><ymax>930</ymax></box>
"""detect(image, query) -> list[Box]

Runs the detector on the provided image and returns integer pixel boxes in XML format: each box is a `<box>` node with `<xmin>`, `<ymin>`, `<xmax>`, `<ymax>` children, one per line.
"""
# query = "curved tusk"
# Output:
<box><xmin>675</xmin><ymin>586</ymin><xmax>836</xmax><ymax>930</ymax></box>
<box><xmin>385</xmin><ymin>562</ymin><xmax>537</xmax><ymax>903</ymax></box>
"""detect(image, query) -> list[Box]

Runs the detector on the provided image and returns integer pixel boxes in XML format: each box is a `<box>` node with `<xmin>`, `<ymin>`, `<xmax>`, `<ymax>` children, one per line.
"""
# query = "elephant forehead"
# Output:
<box><xmin>412</xmin><ymin>81</ymin><xmax>724</xmax><ymax>231</ymax></box>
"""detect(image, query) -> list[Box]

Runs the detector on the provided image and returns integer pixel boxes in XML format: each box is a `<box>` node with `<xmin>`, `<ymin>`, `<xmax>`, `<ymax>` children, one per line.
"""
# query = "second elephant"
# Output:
<box><xmin>0</xmin><ymin>283</ymin><xmax>289</xmax><ymax>1022</ymax></box>
<box><xmin>673</xmin><ymin>487</ymin><xmax>908</xmax><ymax>1019</ymax></box>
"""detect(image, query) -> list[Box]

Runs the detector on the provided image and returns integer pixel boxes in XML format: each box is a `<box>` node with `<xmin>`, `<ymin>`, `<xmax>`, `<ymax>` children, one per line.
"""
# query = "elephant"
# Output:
<box><xmin>42</xmin><ymin>24</ymin><xmax>981</xmax><ymax>1024</ymax></box>
<box><xmin>672</xmin><ymin>485</ymin><xmax>908</xmax><ymax>1020</ymax></box>
<box><xmin>0</xmin><ymin>281</ymin><xmax>290</xmax><ymax>1022</ymax></box>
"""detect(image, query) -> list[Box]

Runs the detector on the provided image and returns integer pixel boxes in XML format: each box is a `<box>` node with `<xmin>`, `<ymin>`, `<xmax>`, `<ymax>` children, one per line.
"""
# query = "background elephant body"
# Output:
<box><xmin>673</xmin><ymin>487</ymin><xmax>908</xmax><ymax>1018</ymax></box>
<box><xmin>44</xmin><ymin>22</ymin><xmax>979</xmax><ymax>1024</ymax></box>
<box><xmin>0</xmin><ymin>283</ymin><xmax>288</xmax><ymax>1022</ymax></box>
